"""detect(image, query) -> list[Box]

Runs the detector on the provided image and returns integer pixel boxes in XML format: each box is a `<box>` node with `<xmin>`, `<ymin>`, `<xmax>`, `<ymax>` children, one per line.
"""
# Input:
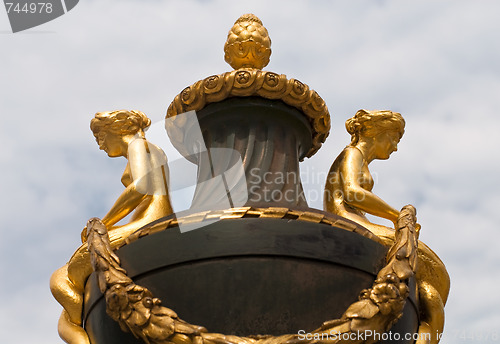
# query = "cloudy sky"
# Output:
<box><xmin>1</xmin><ymin>1</ymin><xmax>499</xmax><ymax>343</ymax></box>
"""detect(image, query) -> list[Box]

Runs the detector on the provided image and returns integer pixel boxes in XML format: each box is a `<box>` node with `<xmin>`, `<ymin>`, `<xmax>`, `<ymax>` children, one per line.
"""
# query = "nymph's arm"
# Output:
<box><xmin>101</xmin><ymin>139</ymin><xmax>153</xmax><ymax>228</ymax></box>
<box><xmin>101</xmin><ymin>184</ymin><xmax>147</xmax><ymax>228</ymax></box>
<box><xmin>340</xmin><ymin>148</ymin><xmax>400</xmax><ymax>224</ymax></box>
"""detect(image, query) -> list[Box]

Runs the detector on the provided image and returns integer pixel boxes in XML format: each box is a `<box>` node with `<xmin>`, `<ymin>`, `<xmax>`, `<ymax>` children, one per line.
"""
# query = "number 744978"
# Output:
<box><xmin>5</xmin><ymin>2</ymin><xmax>53</xmax><ymax>14</ymax></box>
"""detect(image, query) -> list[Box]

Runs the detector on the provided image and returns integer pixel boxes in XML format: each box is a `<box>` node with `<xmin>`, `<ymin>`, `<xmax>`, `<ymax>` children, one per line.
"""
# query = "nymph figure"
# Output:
<box><xmin>89</xmin><ymin>109</ymin><xmax>173</xmax><ymax>240</ymax></box>
<box><xmin>52</xmin><ymin>110</ymin><xmax>174</xmax><ymax>344</ymax></box>
<box><xmin>324</xmin><ymin>109</ymin><xmax>450</xmax><ymax>344</ymax></box>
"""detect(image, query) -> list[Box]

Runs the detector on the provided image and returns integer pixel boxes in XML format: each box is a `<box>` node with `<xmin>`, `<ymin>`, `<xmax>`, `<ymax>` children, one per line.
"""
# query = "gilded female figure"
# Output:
<box><xmin>52</xmin><ymin>110</ymin><xmax>173</xmax><ymax>344</ymax></box>
<box><xmin>325</xmin><ymin>109</ymin><xmax>450</xmax><ymax>344</ymax></box>
<box><xmin>88</xmin><ymin>109</ymin><xmax>173</xmax><ymax>240</ymax></box>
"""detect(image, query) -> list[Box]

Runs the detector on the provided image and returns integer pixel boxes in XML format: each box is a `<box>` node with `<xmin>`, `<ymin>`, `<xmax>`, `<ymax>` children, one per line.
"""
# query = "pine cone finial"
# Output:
<box><xmin>224</xmin><ymin>14</ymin><xmax>271</xmax><ymax>70</ymax></box>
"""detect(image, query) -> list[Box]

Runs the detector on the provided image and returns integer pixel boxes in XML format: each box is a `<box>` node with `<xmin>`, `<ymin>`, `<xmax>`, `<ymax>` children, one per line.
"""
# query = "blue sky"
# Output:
<box><xmin>1</xmin><ymin>1</ymin><xmax>499</xmax><ymax>343</ymax></box>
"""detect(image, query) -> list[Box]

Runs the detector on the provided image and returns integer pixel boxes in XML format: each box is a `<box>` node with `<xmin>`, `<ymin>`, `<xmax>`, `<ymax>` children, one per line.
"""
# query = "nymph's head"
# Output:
<box><xmin>90</xmin><ymin>110</ymin><xmax>151</xmax><ymax>157</ymax></box>
<box><xmin>346</xmin><ymin>109</ymin><xmax>405</xmax><ymax>159</ymax></box>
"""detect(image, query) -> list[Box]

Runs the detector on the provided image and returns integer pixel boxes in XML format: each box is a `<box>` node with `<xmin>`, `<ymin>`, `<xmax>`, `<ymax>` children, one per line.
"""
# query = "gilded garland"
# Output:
<box><xmin>166</xmin><ymin>69</ymin><xmax>330</xmax><ymax>159</ymax></box>
<box><xmin>87</xmin><ymin>205</ymin><xmax>419</xmax><ymax>344</ymax></box>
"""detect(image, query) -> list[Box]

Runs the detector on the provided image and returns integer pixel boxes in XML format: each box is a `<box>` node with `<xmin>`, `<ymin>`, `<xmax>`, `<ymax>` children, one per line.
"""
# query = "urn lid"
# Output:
<box><xmin>166</xmin><ymin>14</ymin><xmax>330</xmax><ymax>158</ymax></box>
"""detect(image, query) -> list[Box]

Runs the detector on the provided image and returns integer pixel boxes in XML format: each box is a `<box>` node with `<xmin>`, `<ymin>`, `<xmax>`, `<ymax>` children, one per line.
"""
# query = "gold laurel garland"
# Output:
<box><xmin>166</xmin><ymin>68</ymin><xmax>330</xmax><ymax>159</ymax></box>
<box><xmin>117</xmin><ymin>207</ymin><xmax>383</xmax><ymax>249</ymax></box>
<box><xmin>50</xmin><ymin>207</ymin><xmax>381</xmax><ymax>344</ymax></box>
<box><xmin>86</xmin><ymin>205</ymin><xmax>419</xmax><ymax>344</ymax></box>
<box><xmin>50</xmin><ymin>207</ymin><xmax>379</xmax><ymax>344</ymax></box>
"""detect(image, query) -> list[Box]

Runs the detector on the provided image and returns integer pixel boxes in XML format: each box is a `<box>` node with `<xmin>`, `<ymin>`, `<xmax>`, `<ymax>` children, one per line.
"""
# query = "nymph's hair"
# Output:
<box><xmin>345</xmin><ymin>109</ymin><xmax>405</xmax><ymax>145</ymax></box>
<box><xmin>90</xmin><ymin>110</ymin><xmax>151</xmax><ymax>138</ymax></box>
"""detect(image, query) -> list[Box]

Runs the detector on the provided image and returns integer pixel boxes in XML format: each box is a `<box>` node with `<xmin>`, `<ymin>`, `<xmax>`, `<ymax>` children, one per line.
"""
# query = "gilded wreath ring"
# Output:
<box><xmin>86</xmin><ymin>205</ymin><xmax>419</xmax><ymax>344</ymax></box>
<box><xmin>166</xmin><ymin>68</ymin><xmax>330</xmax><ymax>159</ymax></box>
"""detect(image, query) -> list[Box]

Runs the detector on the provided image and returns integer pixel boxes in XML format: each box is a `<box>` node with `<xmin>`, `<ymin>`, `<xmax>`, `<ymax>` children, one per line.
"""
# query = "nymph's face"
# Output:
<box><xmin>97</xmin><ymin>131</ymin><xmax>125</xmax><ymax>157</ymax></box>
<box><xmin>374</xmin><ymin>130</ymin><xmax>402</xmax><ymax>160</ymax></box>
